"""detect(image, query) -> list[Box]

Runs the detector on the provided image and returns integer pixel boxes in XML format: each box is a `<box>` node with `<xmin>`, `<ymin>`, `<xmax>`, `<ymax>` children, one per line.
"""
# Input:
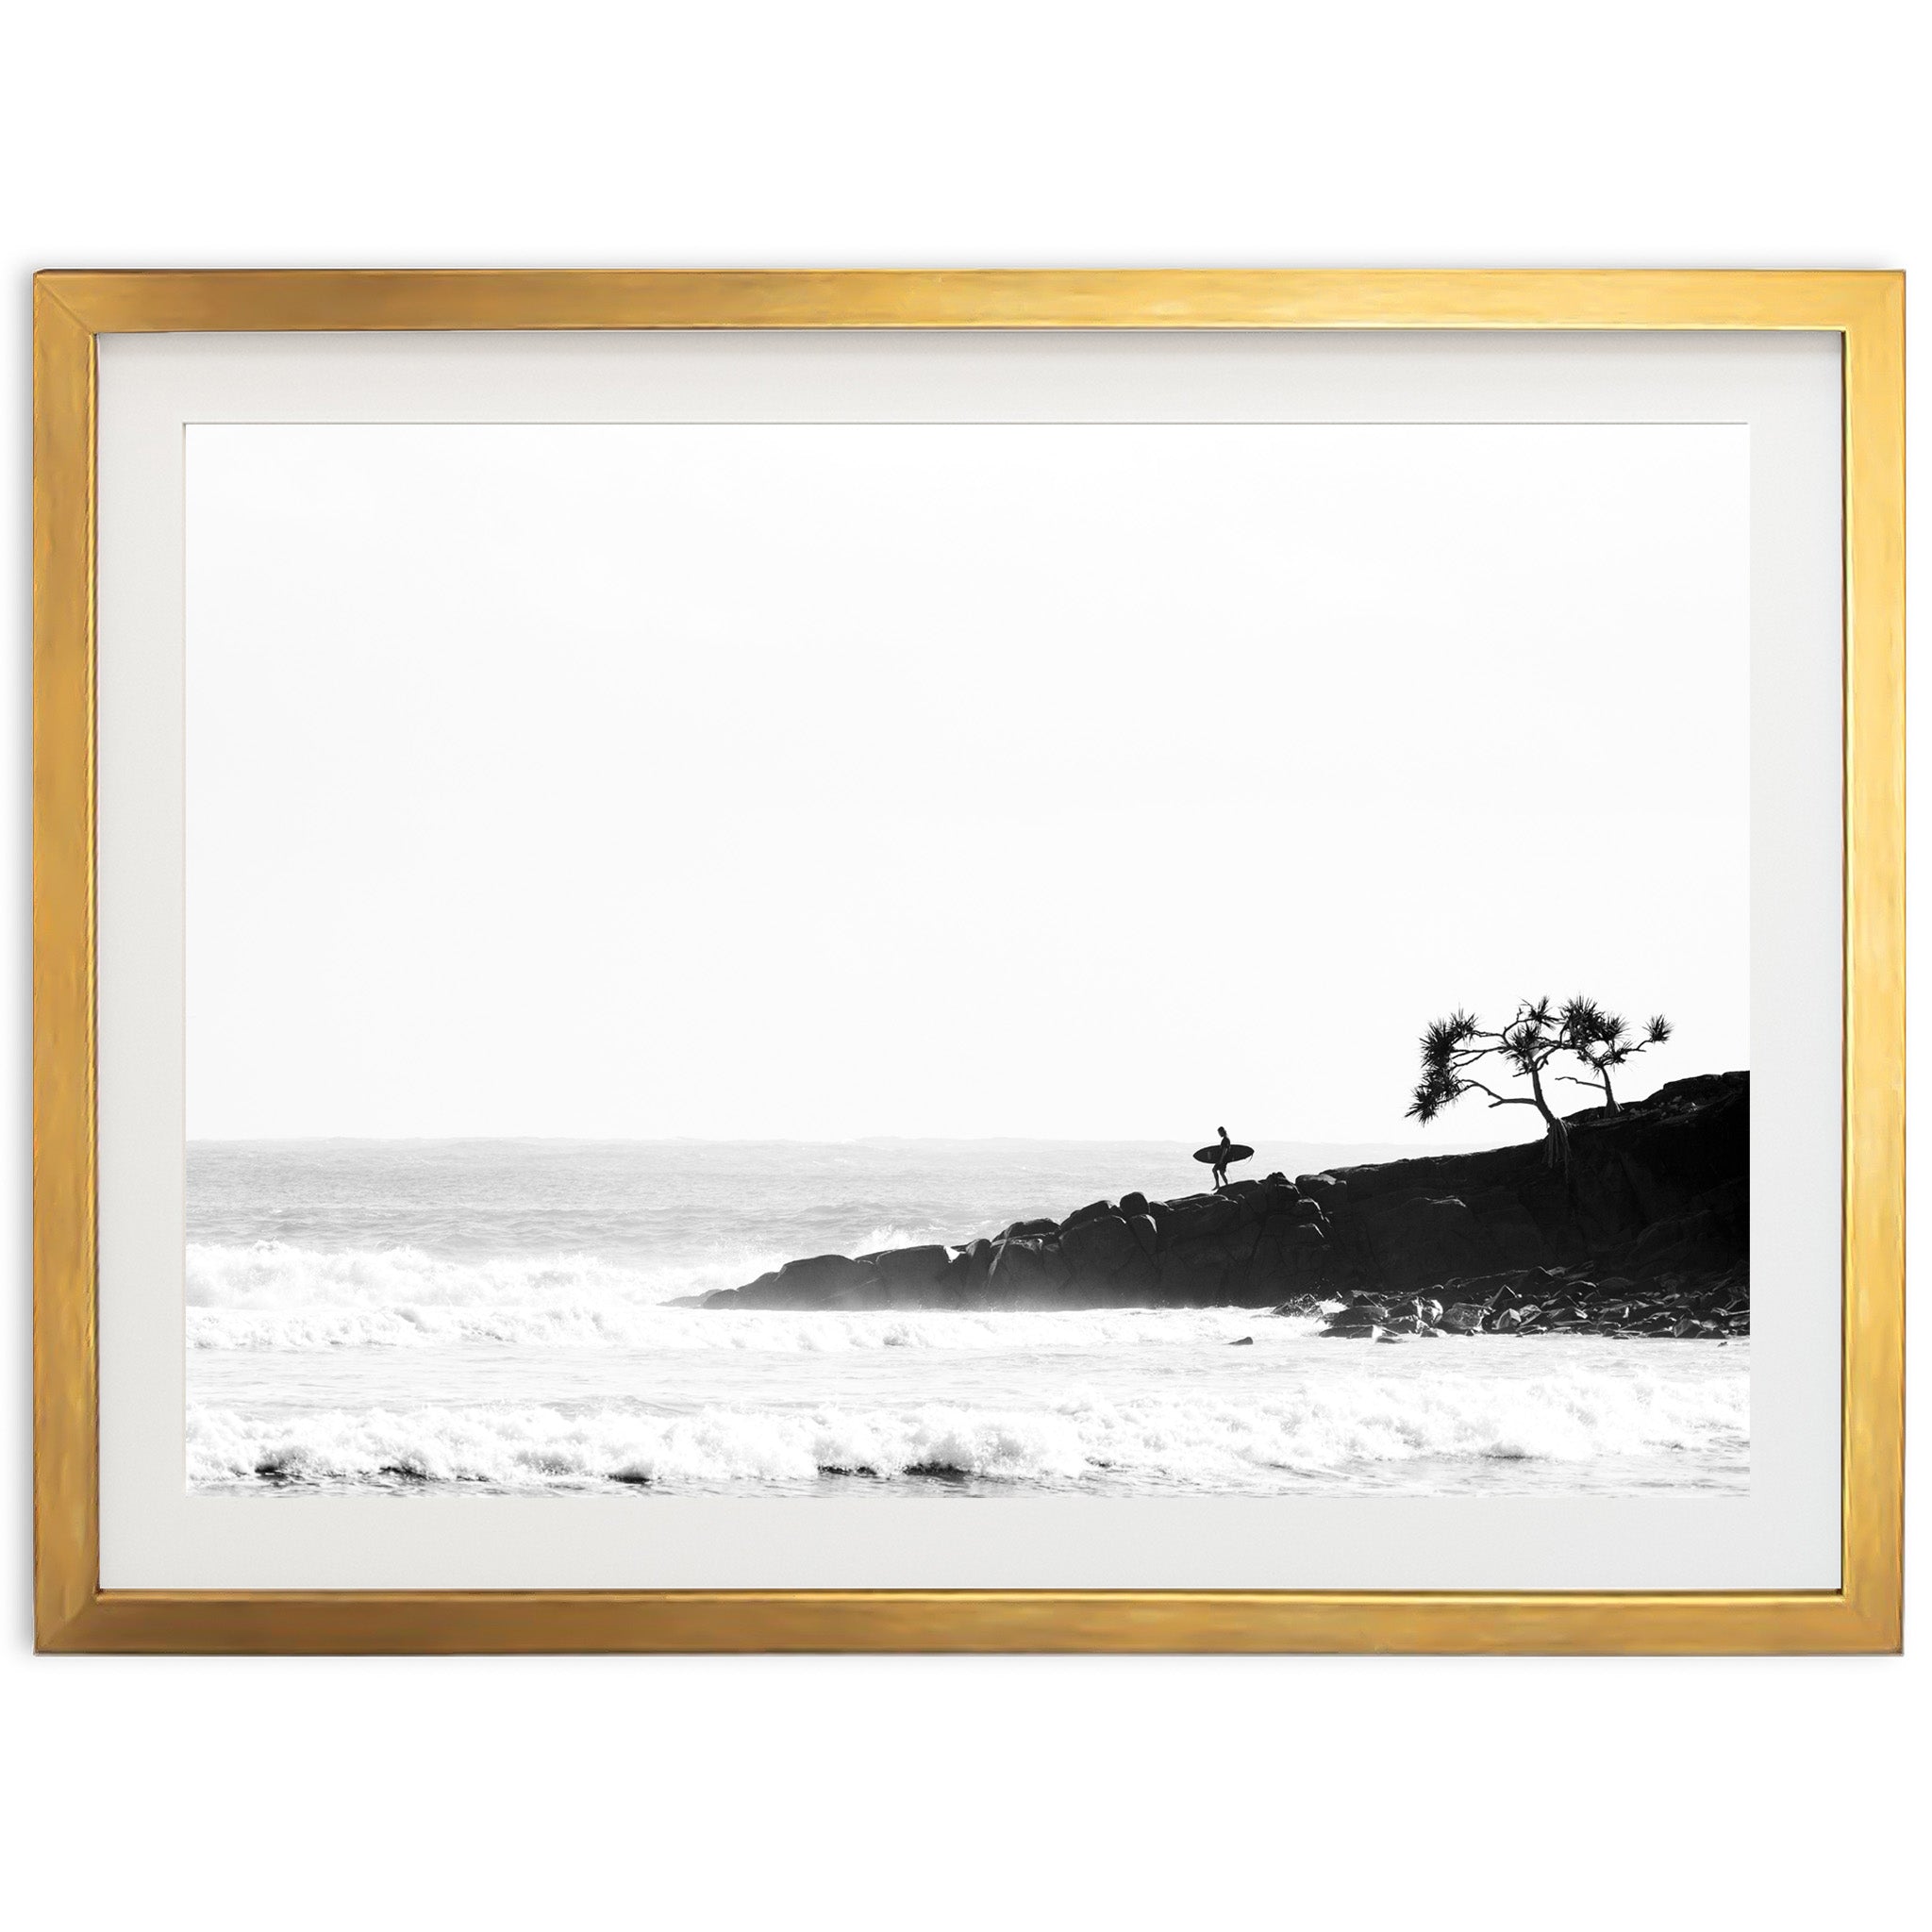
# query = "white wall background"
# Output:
<box><xmin>3</xmin><ymin>5</ymin><xmax>1921</xmax><ymax>1927</ymax></box>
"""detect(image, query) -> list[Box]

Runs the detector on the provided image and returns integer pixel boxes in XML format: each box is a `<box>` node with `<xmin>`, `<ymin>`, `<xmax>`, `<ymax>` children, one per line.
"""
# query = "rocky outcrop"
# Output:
<box><xmin>698</xmin><ymin>1073</ymin><xmax>1749</xmax><ymax>1327</ymax></box>
<box><xmin>1302</xmin><ymin>1259</ymin><xmax>1751</xmax><ymax>1341</ymax></box>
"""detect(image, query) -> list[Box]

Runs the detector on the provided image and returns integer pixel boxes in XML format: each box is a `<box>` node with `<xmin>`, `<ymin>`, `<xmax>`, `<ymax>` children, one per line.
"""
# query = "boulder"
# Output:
<box><xmin>944</xmin><ymin>1242</ymin><xmax>992</xmax><ymax>1304</ymax></box>
<box><xmin>1156</xmin><ymin>1192</ymin><xmax>1243</xmax><ymax>1241</ymax></box>
<box><xmin>871</xmin><ymin>1244</ymin><xmax>952</xmax><ymax>1293</ymax></box>
<box><xmin>1322</xmin><ymin>1302</ymin><xmax>1389</xmax><ymax>1336</ymax></box>
<box><xmin>1061</xmin><ymin>1199</ymin><xmax>1117</xmax><ymax>1232</ymax></box>
<box><xmin>1108</xmin><ymin>1243</ymin><xmax>1161</xmax><ymax>1299</ymax></box>
<box><xmin>1158</xmin><ymin>1239</ymin><xmax>1232</xmax><ymax>1302</ymax></box>
<box><xmin>1059</xmin><ymin>1212</ymin><xmax>1143</xmax><ymax>1280</ymax></box>
<box><xmin>987</xmin><ymin>1237</ymin><xmax>1072</xmax><ymax>1303</ymax></box>
<box><xmin>732</xmin><ymin>1254</ymin><xmax>878</xmax><ymax>1308</ymax></box>
<box><xmin>1169</xmin><ymin>1228</ymin><xmax>1253</xmax><ymax>1274</ymax></box>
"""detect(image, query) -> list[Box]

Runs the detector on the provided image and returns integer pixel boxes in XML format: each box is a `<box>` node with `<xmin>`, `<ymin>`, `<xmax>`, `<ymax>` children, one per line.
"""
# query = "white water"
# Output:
<box><xmin>187</xmin><ymin>1142</ymin><xmax>1749</xmax><ymax>1497</ymax></box>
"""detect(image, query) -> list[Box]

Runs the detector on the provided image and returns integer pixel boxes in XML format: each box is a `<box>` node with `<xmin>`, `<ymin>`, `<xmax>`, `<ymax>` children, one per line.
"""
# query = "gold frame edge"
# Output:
<box><xmin>31</xmin><ymin>269</ymin><xmax>1906</xmax><ymax>1655</ymax></box>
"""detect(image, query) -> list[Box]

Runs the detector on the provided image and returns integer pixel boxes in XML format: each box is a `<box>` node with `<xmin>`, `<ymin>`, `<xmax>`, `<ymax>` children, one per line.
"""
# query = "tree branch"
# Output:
<box><xmin>1459</xmin><ymin>1078</ymin><xmax>1540</xmax><ymax>1109</ymax></box>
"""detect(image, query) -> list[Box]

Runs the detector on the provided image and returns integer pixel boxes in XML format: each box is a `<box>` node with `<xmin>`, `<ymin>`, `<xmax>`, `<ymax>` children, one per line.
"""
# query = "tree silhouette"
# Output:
<box><xmin>1553</xmin><ymin>997</ymin><xmax>1672</xmax><ymax>1113</ymax></box>
<box><xmin>1406</xmin><ymin>994</ymin><xmax>1669</xmax><ymax>1170</ymax></box>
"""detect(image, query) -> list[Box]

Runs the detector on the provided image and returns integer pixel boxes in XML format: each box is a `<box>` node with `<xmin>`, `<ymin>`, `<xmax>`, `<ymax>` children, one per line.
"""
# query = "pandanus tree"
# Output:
<box><xmin>1407</xmin><ymin>999</ymin><xmax>1575</xmax><ymax>1169</ymax></box>
<box><xmin>1553</xmin><ymin>997</ymin><xmax>1672</xmax><ymax>1114</ymax></box>
<box><xmin>1406</xmin><ymin>995</ymin><xmax>1671</xmax><ymax>1171</ymax></box>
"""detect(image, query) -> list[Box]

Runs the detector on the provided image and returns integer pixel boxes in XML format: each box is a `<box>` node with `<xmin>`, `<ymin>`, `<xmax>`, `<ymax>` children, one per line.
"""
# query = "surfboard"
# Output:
<box><xmin>1193</xmin><ymin>1141</ymin><xmax>1254</xmax><ymax>1166</ymax></box>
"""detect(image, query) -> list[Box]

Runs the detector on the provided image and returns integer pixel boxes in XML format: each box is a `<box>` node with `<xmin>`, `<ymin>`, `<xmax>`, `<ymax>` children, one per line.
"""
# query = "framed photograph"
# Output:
<box><xmin>33</xmin><ymin>271</ymin><xmax>1903</xmax><ymax>1653</ymax></box>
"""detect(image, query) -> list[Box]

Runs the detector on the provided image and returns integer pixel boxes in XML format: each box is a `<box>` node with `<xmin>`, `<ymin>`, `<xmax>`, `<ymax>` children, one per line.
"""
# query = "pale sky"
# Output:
<box><xmin>186</xmin><ymin>422</ymin><xmax>1748</xmax><ymax>1142</ymax></box>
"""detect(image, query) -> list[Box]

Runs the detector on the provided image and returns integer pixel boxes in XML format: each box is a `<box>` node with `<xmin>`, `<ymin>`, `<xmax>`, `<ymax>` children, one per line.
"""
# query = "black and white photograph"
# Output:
<box><xmin>185</xmin><ymin>417</ymin><xmax>1751</xmax><ymax>1499</ymax></box>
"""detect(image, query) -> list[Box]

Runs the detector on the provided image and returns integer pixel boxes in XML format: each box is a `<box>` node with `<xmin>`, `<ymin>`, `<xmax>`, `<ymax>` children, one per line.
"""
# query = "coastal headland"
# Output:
<box><xmin>696</xmin><ymin>1074</ymin><xmax>1749</xmax><ymax>1338</ymax></box>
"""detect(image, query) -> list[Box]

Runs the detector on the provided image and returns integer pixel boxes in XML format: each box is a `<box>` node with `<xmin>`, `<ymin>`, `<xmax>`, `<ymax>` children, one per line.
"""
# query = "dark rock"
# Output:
<box><xmin>1108</xmin><ymin>1243</ymin><xmax>1162</xmax><ymax>1299</ymax></box>
<box><xmin>1631</xmin><ymin>1209</ymin><xmax>1735</xmax><ymax>1271</ymax></box>
<box><xmin>1159</xmin><ymin>1237</ymin><xmax>1234</xmax><ymax>1302</ymax></box>
<box><xmin>1156</xmin><ymin>1192</ymin><xmax>1243</xmax><ymax>1241</ymax></box>
<box><xmin>943</xmin><ymin>1242</ymin><xmax>992</xmax><ymax>1305</ymax></box>
<box><xmin>988</xmin><ymin>1237</ymin><xmax>1071</xmax><ymax>1303</ymax></box>
<box><xmin>708</xmin><ymin>1075</ymin><xmax>1750</xmax><ymax>1319</ymax></box>
<box><xmin>1355</xmin><ymin>1193</ymin><xmax>1490</xmax><ymax>1281</ymax></box>
<box><xmin>1061</xmin><ymin>1199</ymin><xmax>1117</xmax><ymax>1232</ymax></box>
<box><xmin>1230</xmin><ymin>1336</ymin><xmax>1255</xmax><ymax>1346</ymax></box>
<box><xmin>724</xmin><ymin>1254</ymin><xmax>879</xmax><ymax>1308</ymax></box>
<box><xmin>1323</xmin><ymin>1302</ymin><xmax>1390</xmax><ymax>1336</ymax></box>
<box><xmin>872</xmin><ymin>1244</ymin><xmax>951</xmax><ymax>1291</ymax></box>
<box><xmin>1059</xmin><ymin>1212</ymin><xmax>1143</xmax><ymax>1279</ymax></box>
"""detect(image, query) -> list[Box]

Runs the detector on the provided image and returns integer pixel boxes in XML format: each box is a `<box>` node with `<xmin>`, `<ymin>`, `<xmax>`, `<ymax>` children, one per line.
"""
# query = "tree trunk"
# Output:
<box><xmin>1601</xmin><ymin>1066</ymin><xmax>1619</xmax><ymax>1113</ymax></box>
<box><xmin>1529</xmin><ymin>1063</ymin><xmax>1571</xmax><ymax>1172</ymax></box>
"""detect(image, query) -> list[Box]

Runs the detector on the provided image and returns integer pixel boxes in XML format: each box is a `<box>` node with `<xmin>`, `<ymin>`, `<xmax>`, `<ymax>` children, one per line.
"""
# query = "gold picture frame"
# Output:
<box><xmin>33</xmin><ymin>270</ymin><xmax>1904</xmax><ymax>1654</ymax></box>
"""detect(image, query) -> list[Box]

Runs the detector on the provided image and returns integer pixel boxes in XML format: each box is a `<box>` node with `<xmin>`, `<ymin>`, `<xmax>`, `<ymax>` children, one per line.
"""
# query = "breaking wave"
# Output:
<box><xmin>189</xmin><ymin>1298</ymin><xmax>1305</xmax><ymax>1354</ymax></box>
<box><xmin>189</xmin><ymin>1239</ymin><xmax>812</xmax><ymax>1310</ymax></box>
<box><xmin>186</xmin><ymin>1242</ymin><xmax>1310</xmax><ymax>1351</ymax></box>
<box><xmin>189</xmin><ymin>1370</ymin><xmax>1748</xmax><ymax>1491</ymax></box>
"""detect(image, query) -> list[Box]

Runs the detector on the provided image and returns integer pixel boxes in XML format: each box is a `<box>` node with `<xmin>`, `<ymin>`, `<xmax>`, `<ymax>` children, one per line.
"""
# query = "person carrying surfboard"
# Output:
<box><xmin>1192</xmin><ymin>1128</ymin><xmax>1254</xmax><ymax>1189</ymax></box>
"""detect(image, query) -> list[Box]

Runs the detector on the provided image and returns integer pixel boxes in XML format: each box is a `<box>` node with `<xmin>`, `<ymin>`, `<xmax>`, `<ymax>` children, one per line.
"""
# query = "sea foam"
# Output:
<box><xmin>187</xmin><ymin>1302</ymin><xmax>1310</xmax><ymax>1352</ymax></box>
<box><xmin>188</xmin><ymin>1367</ymin><xmax>1748</xmax><ymax>1492</ymax></box>
<box><xmin>185</xmin><ymin>1242</ymin><xmax>1314</xmax><ymax>1351</ymax></box>
<box><xmin>187</xmin><ymin>1239</ymin><xmax>782</xmax><ymax>1307</ymax></box>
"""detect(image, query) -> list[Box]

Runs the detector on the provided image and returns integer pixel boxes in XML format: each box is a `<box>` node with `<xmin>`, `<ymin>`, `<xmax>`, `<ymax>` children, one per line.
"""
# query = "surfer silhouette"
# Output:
<box><xmin>1193</xmin><ymin>1128</ymin><xmax>1253</xmax><ymax>1189</ymax></box>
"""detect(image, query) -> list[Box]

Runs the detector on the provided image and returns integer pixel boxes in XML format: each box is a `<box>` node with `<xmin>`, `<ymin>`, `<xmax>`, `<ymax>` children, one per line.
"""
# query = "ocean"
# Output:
<box><xmin>186</xmin><ymin>1139</ymin><xmax>1750</xmax><ymax>1497</ymax></box>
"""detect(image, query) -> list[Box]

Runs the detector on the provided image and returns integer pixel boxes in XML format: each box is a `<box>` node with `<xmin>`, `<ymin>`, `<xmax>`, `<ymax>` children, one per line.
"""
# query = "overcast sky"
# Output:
<box><xmin>187</xmin><ymin>422</ymin><xmax>1748</xmax><ymax>1143</ymax></box>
